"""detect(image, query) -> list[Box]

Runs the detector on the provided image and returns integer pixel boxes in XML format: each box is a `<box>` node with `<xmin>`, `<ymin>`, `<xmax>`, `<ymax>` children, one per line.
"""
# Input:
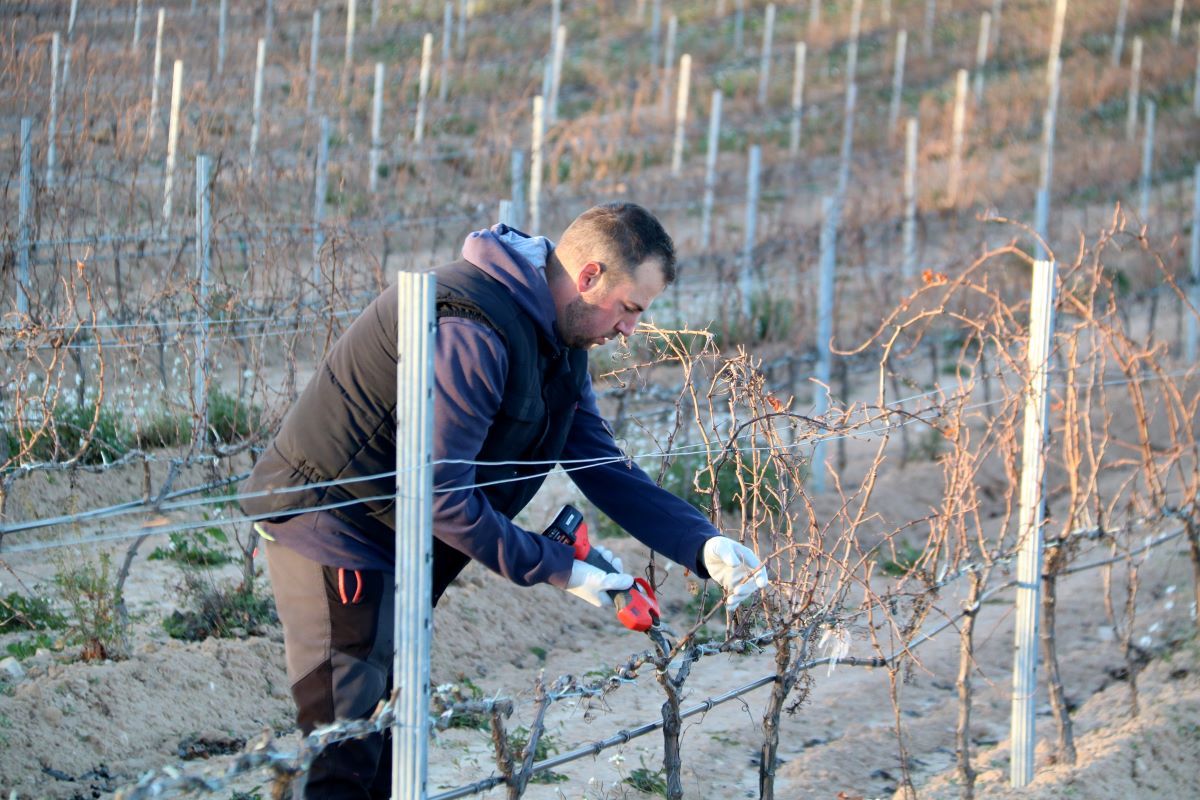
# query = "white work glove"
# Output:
<box><xmin>703</xmin><ymin>536</ymin><xmax>769</xmax><ymax>610</ymax></box>
<box><xmin>565</xmin><ymin>544</ymin><xmax>633</xmax><ymax>608</ymax></box>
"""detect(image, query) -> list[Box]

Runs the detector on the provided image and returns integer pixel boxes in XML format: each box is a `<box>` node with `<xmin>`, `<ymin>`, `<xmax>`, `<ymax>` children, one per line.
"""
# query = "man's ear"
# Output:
<box><xmin>577</xmin><ymin>261</ymin><xmax>604</xmax><ymax>293</ymax></box>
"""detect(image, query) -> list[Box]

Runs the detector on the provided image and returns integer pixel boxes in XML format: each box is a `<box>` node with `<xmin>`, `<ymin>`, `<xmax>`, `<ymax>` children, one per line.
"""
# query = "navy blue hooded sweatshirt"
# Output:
<box><xmin>249</xmin><ymin>225</ymin><xmax>716</xmax><ymax>594</ymax></box>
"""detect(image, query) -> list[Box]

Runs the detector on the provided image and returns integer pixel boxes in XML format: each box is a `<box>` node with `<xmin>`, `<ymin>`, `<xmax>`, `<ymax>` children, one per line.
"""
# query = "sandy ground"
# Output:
<box><xmin>1</xmin><ymin>453</ymin><xmax>1197</xmax><ymax>800</ymax></box>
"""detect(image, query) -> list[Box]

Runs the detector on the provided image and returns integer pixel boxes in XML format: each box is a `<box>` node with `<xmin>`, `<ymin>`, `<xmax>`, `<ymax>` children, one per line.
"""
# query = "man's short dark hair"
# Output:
<box><xmin>559</xmin><ymin>202</ymin><xmax>677</xmax><ymax>284</ymax></box>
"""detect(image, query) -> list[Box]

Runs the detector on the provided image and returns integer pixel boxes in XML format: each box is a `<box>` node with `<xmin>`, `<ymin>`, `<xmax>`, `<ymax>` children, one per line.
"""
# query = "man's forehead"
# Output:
<box><xmin>619</xmin><ymin>258</ymin><xmax>667</xmax><ymax>306</ymax></box>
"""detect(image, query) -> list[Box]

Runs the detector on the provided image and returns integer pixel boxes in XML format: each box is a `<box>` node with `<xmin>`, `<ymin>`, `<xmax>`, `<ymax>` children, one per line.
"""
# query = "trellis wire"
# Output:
<box><xmin>114</xmin><ymin>523</ymin><xmax>1190</xmax><ymax>800</ymax></box>
<box><xmin>5</xmin><ymin>356</ymin><xmax>1191</xmax><ymax>565</ymax></box>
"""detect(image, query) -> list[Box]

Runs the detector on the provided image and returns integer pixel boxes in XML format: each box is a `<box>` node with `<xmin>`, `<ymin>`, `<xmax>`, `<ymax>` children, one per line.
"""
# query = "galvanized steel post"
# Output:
<box><xmin>529</xmin><ymin>95</ymin><xmax>544</xmax><ymax>233</ymax></box>
<box><xmin>414</xmin><ymin>33</ymin><xmax>432</xmax><ymax>143</ymax></box>
<box><xmin>149</xmin><ymin>8</ymin><xmax>164</xmax><ymax>140</ymax></box>
<box><xmin>902</xmin><ymin>117</ymin><xmax>919</xmax><ymax>280</ymax></box>
<box><xmin>700</xmin><ymin>90</ymin><xmax>722</xmax><ymax>251</ymax></box>
<box><xmin>789</xmin><ymin>42</ymin><xmax>806</xmax><ymax>155</ymax></box>
<box><xmin>370</xmin><ymin>62</ymin><xmax>385</xmax><ymax>194</ymax></box>
<box><xmin>47</xmin><ymin>33</ymin><xmax>60</xmax><ymax>188</ymax></box>
<box><xmin>510</xmin><ymin>148</ymin><xmax>526</xmax><ymax>230</ymax></box>
<box><xmin>307</xmin><ymin>10</ymin><xmax>321</xmax><ymax>115</ymax></box>
<box><xmin>392</xmin><ymin>270</ymin><xmax>436</xmax><ymax>800</ymax></box>
<box><xmin>162</xmin><ymin>59</ymin><xmax>183</xmax><ymax>235</ymax></box>
<box><xmin>250</xmin><ymin>38</ymin><xmax>266</xmax><ymax>174</ymax></box>
<box><xmin>314</xmin><ymin>117</ymin><xmax>330</xmax><ymax>277</ymax></box>
<box><xmin>888</xmin><ymin>30</ymin><xmax>907</xmax><ymax>133</ymax></box>
<box><xmin>193</xmin><ymin>154</ymin><xmax>212</xmax><ymax>445</ymax></box>
<box><xmin>757</xmin><ymin>3</ymin><xmax>775</xmax><ymax>107</ymax></box>
<box><xmin>974</xmin><ymin>12</ymin><xmax>991</xmax><ymax>104</ymax></box>
<box><xmin>812</xmin><ymin>196</ymin><xmax>837</xmax><ymax>494</ymax></box>
<box><xmin>1189</xmin><ymin>163</ymin><xmax>1200</xmax><ymax>363</ymax></box>
<box><xmin>740</xmin><ymin>145</ymin><xmax>761</xmax><ymax>321</ymax></box>
<box><xmin>671</xmin><ymin>53</ymin><xmax>691</xmax><ymax>176</ymax></box>
<box><xmin>1009</xmin><ymin>257</ymin><xmax>1057</xmax><ymax>788</ymax></box>
<box><xmin>1139</xmin><ymin>99</ymin><xmax>1156</xmax><ymax>222</ymax></box>
<box><xmin>16</xmin><ymin>118</ymin><xmax>33</xmax><ymax>317</ymax></box>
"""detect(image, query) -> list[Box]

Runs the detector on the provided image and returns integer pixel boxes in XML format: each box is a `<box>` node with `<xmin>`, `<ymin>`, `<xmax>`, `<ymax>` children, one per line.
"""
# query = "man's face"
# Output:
<box><xmin>559</xmin><ymin>259</ymin><xmax>667</xmax><ymax>349</ymax></box>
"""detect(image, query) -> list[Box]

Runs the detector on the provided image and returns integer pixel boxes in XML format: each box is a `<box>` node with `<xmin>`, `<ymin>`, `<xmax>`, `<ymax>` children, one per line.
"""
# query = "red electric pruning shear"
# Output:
<box><xmin>543</xmin><ymin>505</ymin><xmax>675</xmax><ymax>654</ymax></box>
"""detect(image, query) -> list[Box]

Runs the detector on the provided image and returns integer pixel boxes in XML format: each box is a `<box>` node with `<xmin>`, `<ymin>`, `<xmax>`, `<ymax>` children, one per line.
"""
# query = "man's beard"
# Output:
<box><xmin>559</xmin><ymin>296</ymin><xmax>610</xmax><ymax>349</ymax></box>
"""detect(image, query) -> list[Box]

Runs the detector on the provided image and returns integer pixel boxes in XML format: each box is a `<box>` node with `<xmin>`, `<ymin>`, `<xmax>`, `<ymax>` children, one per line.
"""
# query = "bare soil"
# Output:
<box><xmin>1</xmin><ymin>448</ymin><xmax>1196</xmax><ymax>800</ymax></box>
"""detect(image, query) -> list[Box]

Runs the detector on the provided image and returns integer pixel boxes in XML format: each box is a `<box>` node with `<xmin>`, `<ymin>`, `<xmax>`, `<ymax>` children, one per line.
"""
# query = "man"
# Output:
<box><xmin>242</xmin><ymin>202</ymin><xmax>767</xmax><ymax>798</ymax></box>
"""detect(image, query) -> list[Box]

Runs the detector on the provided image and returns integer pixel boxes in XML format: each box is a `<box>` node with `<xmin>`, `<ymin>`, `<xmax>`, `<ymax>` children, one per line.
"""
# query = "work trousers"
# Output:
<box><xmin>265</xmin><ymin>540</ymin><xmax>395</xmax><ymax>799</ymax></box>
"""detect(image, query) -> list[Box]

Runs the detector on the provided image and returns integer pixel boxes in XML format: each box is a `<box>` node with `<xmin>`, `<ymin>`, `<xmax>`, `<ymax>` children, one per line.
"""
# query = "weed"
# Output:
<box><xmin>5</xmin><ymin>631</ymin><xmax>60</xmax><ymax>660</ymax></box>
<box><xmin>8</xmin><ymin>403</ymin><xmax>132</xmax><ymax>466</ymax></box>
<box><xmin>914</xmin><ymin>428</ymin><xmax>945</xmax><ymax>461</ymax></box>
<box><xmin>162</xmin><ymin>574</ymin><xmax>276</xmax><ymax>641</ymax></box>
<box><xmin>507</xmin><ymin>727</ymin><xmax>567</xmax><ymax>784</ymax></box>
<box><xmin>657</xmin><ymin>451</ymin><xmax>784</xmax><ymax>516</ymax></box>
<box><xmin>879</xmin><ymin>540</ymin><xmax>926</xmax><ymax>577</ymax></box>
<box><xmin>54</xmin><ymin>552</ymin><xmax>128</xmax><ymax>661</ymax></box>
<box><xmin>0</xmin><ymin>590</ymin><xmax>67</xmax><ymax>633</ymax></box>
<box><xmin>711</xmin><ymin>291</ymin><xmax>795</xmax><ymax>347</ymax></box>
<box><xmin>431</xmin><ymin>675</ymin><xmax>489</xmax><ymax>731</ymax></box>
<box><xmin>528</xmin><ymin>645</ymin><xmax>547</xmax><ymax>662</ymax></box>
<box><xmin>624</xmin><ymin>762</ymin><xmax>669</xmax><ymax>797</ymax></box>
<box><xmin>206</xmin><ymin>388</ymin><xmax>262</xmax><ymax>444</ymax></box>
<box><xmin>149</xmin><ymin>528</ymin><xmax>235</xmax><ymax>567</ymax></box>
<box><xmin>135</xmin><ymin>407</ymin><xmax>191</xmax><ymax>449</ymax></box>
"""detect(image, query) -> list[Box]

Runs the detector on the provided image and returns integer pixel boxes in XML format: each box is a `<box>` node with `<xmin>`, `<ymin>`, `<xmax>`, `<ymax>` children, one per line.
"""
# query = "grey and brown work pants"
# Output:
<box><xmin>265</xmin><ymin>540</ymin><xmax>394</xmax><ymax>799</ymax></box>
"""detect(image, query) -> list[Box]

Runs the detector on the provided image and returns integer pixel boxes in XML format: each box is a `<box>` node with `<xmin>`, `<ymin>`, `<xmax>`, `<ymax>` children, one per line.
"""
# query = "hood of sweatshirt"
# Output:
<box><xmin>460</xmin><ymin>224</ymin><xmax>561</xmax><ymax>346</ymax></box>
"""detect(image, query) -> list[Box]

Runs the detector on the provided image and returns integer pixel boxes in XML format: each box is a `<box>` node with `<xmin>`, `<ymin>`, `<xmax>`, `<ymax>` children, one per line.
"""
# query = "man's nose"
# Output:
<box><xmin>616</xmin><ymin>314</ymin><xmax>638</xmax><ymax>337</ymax></box>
